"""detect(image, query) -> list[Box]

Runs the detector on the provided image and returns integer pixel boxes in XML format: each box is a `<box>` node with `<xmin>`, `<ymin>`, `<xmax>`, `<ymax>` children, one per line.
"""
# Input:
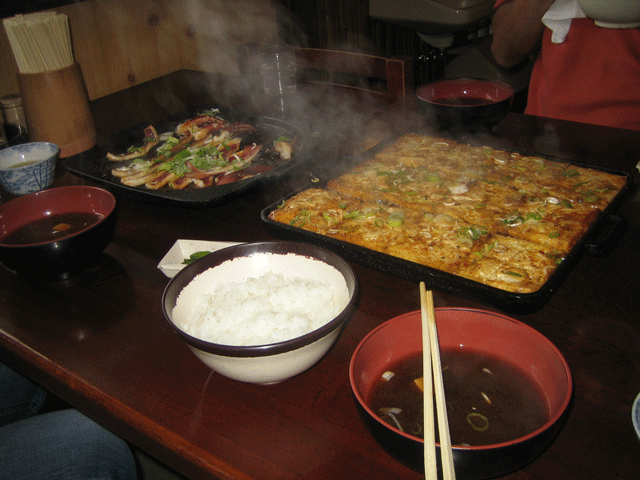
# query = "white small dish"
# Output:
<box><xmin>158</xmin><ymin>239</ymin><xmax>242</xmax><ymax>278</ymax></box>
<box><xmin>633</xmin><ymin>392</ymin><xmax>640</xmax><ymax>440</ymax></box>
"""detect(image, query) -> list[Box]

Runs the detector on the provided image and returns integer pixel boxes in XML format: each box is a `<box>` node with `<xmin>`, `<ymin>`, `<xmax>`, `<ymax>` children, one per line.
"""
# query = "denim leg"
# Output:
<box><xmin>0</xmin><ymin>409</ymin><xmax>137</xmax><ymax>480</ymax></box>
<box><xmin>0</xmin><ymin>361</ymin><xmax>47</xmax><ymax>428</ymax></box>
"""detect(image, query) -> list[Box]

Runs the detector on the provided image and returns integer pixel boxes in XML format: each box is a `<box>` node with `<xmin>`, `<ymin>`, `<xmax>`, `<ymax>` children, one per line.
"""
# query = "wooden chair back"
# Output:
<box><xmin>237</xmin><ymin>43</ymin><xmax>414</xmax><ymax>104</ymax></box>
<box><xmin>292</xmin><ymin>47</ymin><xmax>414</xmax><ymax>103</ymax></box>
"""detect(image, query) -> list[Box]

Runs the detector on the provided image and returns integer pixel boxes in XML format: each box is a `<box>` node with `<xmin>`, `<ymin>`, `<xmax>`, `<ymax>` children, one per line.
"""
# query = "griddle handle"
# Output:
<box><xmin>582</xmin><ymin>214</ymin><xmax>627</xmax><ymax>257</ymax></box>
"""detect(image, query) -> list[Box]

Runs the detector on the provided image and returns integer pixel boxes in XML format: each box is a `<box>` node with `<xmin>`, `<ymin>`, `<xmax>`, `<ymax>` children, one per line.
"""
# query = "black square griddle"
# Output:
<box><xmin>260</xmin><ymin>136</ymin><xmax>635</xmax><ymax>313</ymax></box>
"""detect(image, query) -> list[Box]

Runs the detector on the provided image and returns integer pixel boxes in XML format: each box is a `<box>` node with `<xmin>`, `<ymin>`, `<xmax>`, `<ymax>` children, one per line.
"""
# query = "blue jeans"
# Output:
<box><xmin>0</xmin><ymin>363</ymin><xmax>137</xmax><ymax>480</ymax></box>
<box><xmin>0</xmin><ymin>361</ymin><xmax>47</xmax><ymax>427</ymax></box>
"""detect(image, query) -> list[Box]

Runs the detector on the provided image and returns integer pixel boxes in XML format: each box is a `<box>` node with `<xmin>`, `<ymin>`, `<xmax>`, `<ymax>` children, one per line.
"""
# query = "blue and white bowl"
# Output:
<box><xmin>0</xmin><ymin>142</ymin><xmax>59</xmax><ymax>195</ymax></box>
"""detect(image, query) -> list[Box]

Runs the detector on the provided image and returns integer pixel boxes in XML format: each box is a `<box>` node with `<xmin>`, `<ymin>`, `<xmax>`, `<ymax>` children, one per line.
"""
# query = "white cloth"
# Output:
<box><xmin>542</xmin><ymin>0</ymin><xmax>587</xmax><ymax>43</ymax></box>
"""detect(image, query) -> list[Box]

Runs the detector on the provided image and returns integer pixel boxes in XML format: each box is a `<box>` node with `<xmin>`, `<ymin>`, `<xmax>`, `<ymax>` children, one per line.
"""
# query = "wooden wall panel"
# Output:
<box><xmin>0</xmin><ymin>0</ymin><xmax>278</xmax><ymax>100</ymax></box>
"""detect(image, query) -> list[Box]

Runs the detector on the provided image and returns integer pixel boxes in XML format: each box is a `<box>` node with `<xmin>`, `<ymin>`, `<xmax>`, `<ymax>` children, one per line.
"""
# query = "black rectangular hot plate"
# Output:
<box><xmin>260</xmin><ymin>138</ymin><xmax>634</xmax><ymax>313</ymax></box>
<box><xmin>65</xmin><ymin>106</ymin><xmax>307</xmax><ymax>207</ymax></box>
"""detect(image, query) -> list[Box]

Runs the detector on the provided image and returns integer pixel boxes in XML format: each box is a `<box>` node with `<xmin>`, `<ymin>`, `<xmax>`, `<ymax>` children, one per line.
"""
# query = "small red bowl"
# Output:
<box><xmin>0</xmin><ymin>185</ymin><xmax>116</xmax><ymax>279</ymax></box>
<box><xmin>349</xmin><ymin>307</ymin><xmax>572</xmax><ymax>479</ymax></box>
<box><xmin>417</xmin><ymin>78</ymin><xmax>514</xmax><ymax>130</ymax></box>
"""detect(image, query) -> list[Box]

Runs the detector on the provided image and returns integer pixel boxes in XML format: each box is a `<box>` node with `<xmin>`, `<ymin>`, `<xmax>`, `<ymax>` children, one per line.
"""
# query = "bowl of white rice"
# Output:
<box><xmin>162</xmin><ymin>241</ymin><xmax>358</xmax><ymax>384</ymax></box>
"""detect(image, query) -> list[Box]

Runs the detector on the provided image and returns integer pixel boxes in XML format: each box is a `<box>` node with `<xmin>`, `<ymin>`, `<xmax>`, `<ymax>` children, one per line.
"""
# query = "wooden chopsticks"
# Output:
<box><xmin>420</xmin><ymin>282</ymin><xmax>456</xmax><ymax>480</ymax></box>
<box><xmin>3</xmin><ymin>12</ymin><xmax>74</xmax><ymax>74</ymax></box>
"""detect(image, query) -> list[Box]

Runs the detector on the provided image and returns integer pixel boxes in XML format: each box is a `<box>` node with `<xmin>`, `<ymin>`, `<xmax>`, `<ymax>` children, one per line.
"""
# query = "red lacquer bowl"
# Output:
<box><xmin>349</xmin><ymin>307</ymin><xmax>572</xmax><ymax>479</ymax></box>
<box><xmin>417</xmin><ymin>78</ymin><xmax>514</xmax><ymax>130</ymax></box>
<box><xmin>0</xmin><ymin>186</ymin><xmax>116</xmax><ymax>279</ymax></box>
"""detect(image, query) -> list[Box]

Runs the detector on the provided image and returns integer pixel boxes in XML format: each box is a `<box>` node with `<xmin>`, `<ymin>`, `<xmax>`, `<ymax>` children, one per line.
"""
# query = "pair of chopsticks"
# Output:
<box><xmin>420</xmin><ymin>282</ymin><xmax>456</xmax><ymax>480</ymax></box>
<box><xmin>3</xmin><ymin>12</ymin><xmax>74</xmax><ymax>74</ymax></box>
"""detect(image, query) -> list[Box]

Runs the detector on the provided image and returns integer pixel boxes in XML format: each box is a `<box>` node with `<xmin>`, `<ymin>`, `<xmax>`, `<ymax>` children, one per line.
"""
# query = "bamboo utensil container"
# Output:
<box><xmin>4</xmin><ymin>12</ymin><xmax>96</xmax><ymax>157</ymax></box>
<box><xmin>18</xmin><ymin>63</ymin><xmax>96</xmax><ymax>158</ymax></box>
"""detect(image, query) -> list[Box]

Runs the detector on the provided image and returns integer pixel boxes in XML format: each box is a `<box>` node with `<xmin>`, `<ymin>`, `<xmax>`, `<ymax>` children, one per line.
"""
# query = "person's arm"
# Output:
<box><xmin>491</xmin><ymin>0</ymin><xmax>555</xmax><ymax>68</ymax></box>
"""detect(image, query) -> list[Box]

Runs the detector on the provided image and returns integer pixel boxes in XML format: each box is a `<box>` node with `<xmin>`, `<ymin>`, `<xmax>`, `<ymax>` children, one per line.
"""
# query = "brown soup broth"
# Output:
<box><xmin>2</xmin><ymin>212</ymin><xmax>103</xmax><ymax>245</ymax></box>
<box><xmin>368</xmin><ymin>349</ymin><xmax>549</xmax><ymax>446</ymax></box>
<box><xmin>435</xmin><ymin>96</ymin><xmax>492</xmax><ymax>106</ymax></box>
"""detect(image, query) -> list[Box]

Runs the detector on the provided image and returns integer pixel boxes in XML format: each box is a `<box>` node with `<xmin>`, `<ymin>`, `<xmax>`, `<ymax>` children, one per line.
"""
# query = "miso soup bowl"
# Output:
<box><xmin>417</xmin><ymin>78</ymin><xmax>514</xmax><ymax>131</ymax></box>
<box><xmin>0</xmin><ymin>185</ymin><xmax>116</xmax><ymax>279</ymax></box>
<box><xmin>349</xmin><ymin>307</ymin><xmax>572</xmax><ymax>480</ymax></box>
<box><xmin>162</xmin><ymin>241</ymin><xmax>358</xmax><ymax>385</ymax></box>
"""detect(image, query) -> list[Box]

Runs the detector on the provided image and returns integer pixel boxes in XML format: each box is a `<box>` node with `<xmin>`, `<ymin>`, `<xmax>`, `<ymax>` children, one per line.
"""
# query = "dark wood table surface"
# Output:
<box><xmin>1</xmin><ymin>71</ymin><xmax>640</xmax><ymax>480</ymax></box>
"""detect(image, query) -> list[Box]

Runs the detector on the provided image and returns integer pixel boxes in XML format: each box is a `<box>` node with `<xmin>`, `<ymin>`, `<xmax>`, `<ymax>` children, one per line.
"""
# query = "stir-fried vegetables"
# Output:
<box><xmin>108</xmin><ymin>112</ymin><xmax>294</xmax><ymax>190</ymax></box>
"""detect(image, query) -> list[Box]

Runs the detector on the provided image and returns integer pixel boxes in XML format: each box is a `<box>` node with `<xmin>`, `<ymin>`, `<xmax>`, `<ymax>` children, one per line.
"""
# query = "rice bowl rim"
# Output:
<box><xmin>162</xmin><ymin>241</ymin><xmax>359</xmax><ymax>357</ymax></box>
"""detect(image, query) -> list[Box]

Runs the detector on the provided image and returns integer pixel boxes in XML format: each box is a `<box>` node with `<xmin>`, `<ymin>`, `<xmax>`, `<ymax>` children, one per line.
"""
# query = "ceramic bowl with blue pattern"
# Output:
<box><xmin>0</xmin><ymin>142</ymin><xmax>59</xmax><ymax>195</ymax></box>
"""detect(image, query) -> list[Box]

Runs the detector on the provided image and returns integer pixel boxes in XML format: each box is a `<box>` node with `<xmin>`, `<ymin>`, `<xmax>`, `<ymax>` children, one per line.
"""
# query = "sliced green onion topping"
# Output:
<box><xmin>387</xmin><ymin>212</ymin><xmax>405</xmax><ymax>227</ymax></box>
<box><xmin>467</xmin><ymin>412</ymin><xmax>489</xmax><ymax>432</ymax></box>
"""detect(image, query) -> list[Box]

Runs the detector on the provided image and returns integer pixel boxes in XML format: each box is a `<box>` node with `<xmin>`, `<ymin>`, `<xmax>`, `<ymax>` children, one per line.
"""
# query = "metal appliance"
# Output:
<box><xmin>370</xmin><ymin>0</ymin><xmax>532</xmax><ymax>92</ymax></box>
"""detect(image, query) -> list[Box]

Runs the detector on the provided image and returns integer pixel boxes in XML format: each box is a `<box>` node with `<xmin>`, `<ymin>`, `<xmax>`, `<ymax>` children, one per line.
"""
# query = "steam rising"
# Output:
<box><xmin>75</xmin><ymin>1</ymin><xmax>433</xmax><ymax>170</ymax></box>
<box><xmin>169</xmin><ymin>1</ymin><xmax>431</xmax><ymax>177</ymax></box>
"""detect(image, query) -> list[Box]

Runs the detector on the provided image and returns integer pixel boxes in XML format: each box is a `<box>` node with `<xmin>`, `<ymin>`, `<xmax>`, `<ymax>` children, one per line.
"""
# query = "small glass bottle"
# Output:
<box><xmin>0</xmin><ymin>94</ymin><xmax>27</xmax><ymax>144</ymax></box>
<box><xmin>0</xmin><ymin>121</ymin><xmax>7</xmax><ymax>150</ymax></box>
<box><xmin>1</xmin><ymin>94</ymin><xmax>26</xmax><ymax>128</ymax></box>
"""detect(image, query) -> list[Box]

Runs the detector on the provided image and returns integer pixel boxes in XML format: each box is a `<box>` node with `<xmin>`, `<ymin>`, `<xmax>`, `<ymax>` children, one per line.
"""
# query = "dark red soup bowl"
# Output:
<box><xmin>349</xmin><ymin>307</ymin><xmax>572</xmax><ymax>480</ymax></box>
<box><xmin>0</xmin><ymin>186</ymin><xmax>116</xmax><ymax>279</ymax></box>
<box><xmin>417</xmin><ymin>78</ymin><xmax>514</xmax><ymax>130</ymax></box>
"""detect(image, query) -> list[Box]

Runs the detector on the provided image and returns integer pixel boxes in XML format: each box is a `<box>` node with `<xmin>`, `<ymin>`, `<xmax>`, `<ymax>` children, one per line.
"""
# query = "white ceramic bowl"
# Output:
<box><xmin>0</xmin><ymin>142</ymin><xmax>59</xmax><ymax>195</ymax></box>
<box><xmin>577</xmin><ymin>0</ymin><xmax>640</xmax><ymax>28</ymax></box>
<box><xmin>633</xmin><ymin>392</ymin><xmax>640</xmax><ymax>440</ymax></box>
<box><xmin>162</xmin><ymin>241</ymin><xmax>358</xmax><ymax>384</ymax></box>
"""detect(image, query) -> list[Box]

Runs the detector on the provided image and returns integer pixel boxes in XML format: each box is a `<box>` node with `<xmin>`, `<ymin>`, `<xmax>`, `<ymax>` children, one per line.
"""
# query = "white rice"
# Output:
<box><xmin>176</xmin><ymin>271</ymin><xmax>349</xmax><ymax>346</ymax></box>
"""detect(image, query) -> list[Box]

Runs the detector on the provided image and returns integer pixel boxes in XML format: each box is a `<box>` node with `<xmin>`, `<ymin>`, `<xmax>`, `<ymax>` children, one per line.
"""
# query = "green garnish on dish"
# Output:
<box><xmin>182</xmin><ymin>251</ymin><xmax>212</xmax><ymax>264</ymax></box>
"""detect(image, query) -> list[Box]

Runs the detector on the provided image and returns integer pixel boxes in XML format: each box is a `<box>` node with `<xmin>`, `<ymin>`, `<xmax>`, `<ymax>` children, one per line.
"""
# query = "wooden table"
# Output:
<box><xmin>1</xmin><ymin>71</ymin><xmax>640</xmax><ymax>480</ymax></box>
